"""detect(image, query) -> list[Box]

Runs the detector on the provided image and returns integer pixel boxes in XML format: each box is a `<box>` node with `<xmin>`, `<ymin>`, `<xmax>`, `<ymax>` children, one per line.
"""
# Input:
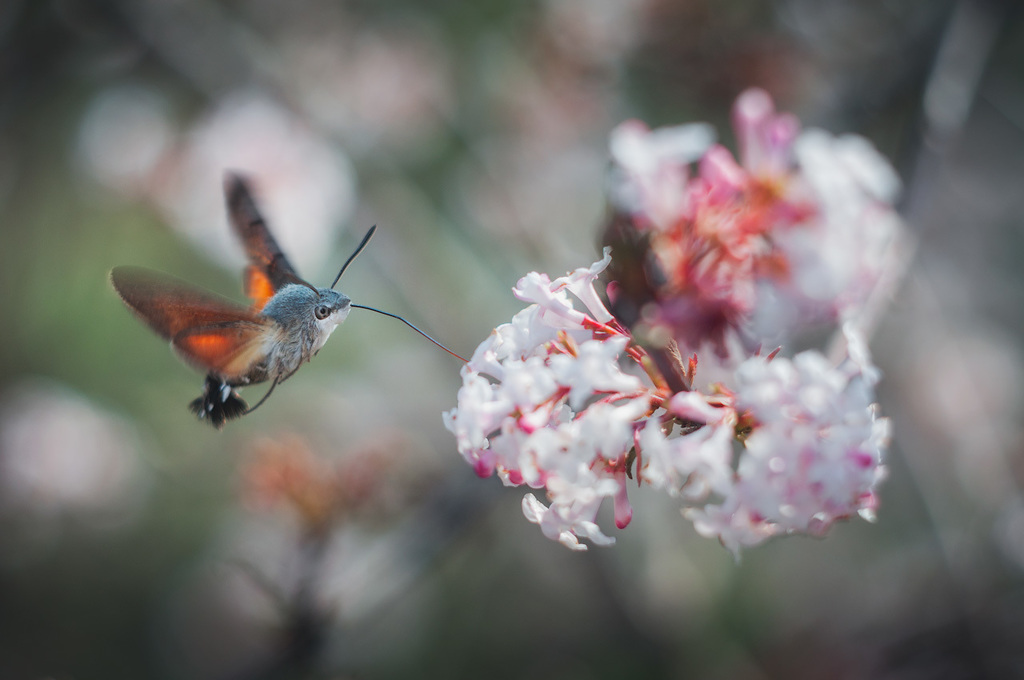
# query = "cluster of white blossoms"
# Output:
<box><xmin>445</xmin><ymin>89</ymin><xmax>899</xmax><ymax>555</ymax></box>
<box><xmin>444</xmin><ymin>253</ymin><xmax>890</xmax><ymax>555</ymax></box>
<box><xmin>444</xmin><ymin>251</ymin><xmax>646</xmax><ymax>550</ymax></box>
<box><xmin>676</xmin><ymin>330</ymin><xmax>890</xmax><ymax>555</ymax></box>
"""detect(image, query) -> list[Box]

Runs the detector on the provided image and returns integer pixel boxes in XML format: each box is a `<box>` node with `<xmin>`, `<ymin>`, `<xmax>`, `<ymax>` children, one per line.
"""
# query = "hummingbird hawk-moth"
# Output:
<box><xmin>111</xmin><ymin>173</ymin><xmax>461</xmax><ymax>428</ymax></box>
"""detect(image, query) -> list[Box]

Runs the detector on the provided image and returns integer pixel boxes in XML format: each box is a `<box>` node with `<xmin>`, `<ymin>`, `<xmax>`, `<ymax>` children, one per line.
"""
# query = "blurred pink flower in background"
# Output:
<box><xmin>157</xmin><ymin>92</ymin><xmax>357</xmax><ymax>277</ymax></box>
<box><xmin>0</xmin><ymin>380</ymin><xmax>148</xmax><ymax>526</ymax></box>
<box><xmin>76</xmin><ymin>85</ymin><xmax>176</xmax><ymax>199</ymax></box>
<box><xmin>606</xmin><ymin>88</ymin><xmax>904</xmax><ymax>361</ymax></box>
<box><xmin>78</xmin><ymin>88</ymin><xmax>357</xmax><ymax>279</ymax></box>
<box><xmin>540</xmin><ymin>0</ymin><xmax>650</xmax><ymax>67</ymax></box>
<box><xmin>284</xmin><ymin>26</ymin><xmax>454</xmax><ymax>157</ymax></box>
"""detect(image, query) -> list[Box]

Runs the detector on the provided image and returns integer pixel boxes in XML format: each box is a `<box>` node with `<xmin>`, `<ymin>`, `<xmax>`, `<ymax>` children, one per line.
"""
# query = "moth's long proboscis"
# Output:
<box><xmin>351</xmin><ymin>304</ymin><xmax>467</xmax><ymax>362</ymax></box>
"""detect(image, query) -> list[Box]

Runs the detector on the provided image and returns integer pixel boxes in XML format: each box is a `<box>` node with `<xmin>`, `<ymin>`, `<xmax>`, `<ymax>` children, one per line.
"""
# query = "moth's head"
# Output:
<box><xmin>312</xmin><ymin>287</ymin><xmax>352</xmax><ymax>327</ymax></box>
<box><xmin>262</xmin><ymin>284</ymin><xmax>351</xmax><ymax>335</ymax></box>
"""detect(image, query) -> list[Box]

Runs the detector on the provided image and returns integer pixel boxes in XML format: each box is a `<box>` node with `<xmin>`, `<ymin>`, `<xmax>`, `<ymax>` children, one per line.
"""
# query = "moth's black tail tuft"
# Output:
<box><xmin>188</xmin><ymin>375</ymin><xmax>248</xmax><ymax>429</ymax></box>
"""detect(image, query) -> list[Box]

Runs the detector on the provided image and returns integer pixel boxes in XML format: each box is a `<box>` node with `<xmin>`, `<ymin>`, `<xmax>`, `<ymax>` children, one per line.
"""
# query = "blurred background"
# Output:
<box><xmin>1</xmin><ymin>0</ymin><xmax>1023</xmax><ymax>678</ymax></box>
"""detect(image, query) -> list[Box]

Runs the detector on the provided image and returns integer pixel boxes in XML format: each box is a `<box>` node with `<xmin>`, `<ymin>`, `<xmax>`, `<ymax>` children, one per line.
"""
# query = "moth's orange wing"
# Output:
<box><xmin>111</xmin><ymin>266</ymin><xmax>266</xmax><ymax>336</ymax></box>
<box><xmin>173</xmin><ymin>322</ymin><xmax>272</xmax><ymax>380</ymax></box>
<box><xmin>225</xmin><ymin>173</ymin><xmax>305</xmax><ymax>310</ymax></box>
<box><xmin>244</xmin><ymin>265</ymin><xmax>279</xmax><ymax>312</ymax></box>
<box><xmin>111</xmin><ymin>266</ymin><xmax>276</xmax><ymax>378</ymax></box>
<box><xmin>111</xmin><ymin>266</ymin><xmax>267</xmax><ymax>334</ymax></box>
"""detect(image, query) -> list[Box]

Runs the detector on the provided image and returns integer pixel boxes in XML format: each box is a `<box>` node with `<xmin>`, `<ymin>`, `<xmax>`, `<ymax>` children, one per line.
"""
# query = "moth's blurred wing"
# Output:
<box><xmin>111</xmin><ymin>265</ymin><xmax>275</xmax><ymax>377</ymax></box>
<box><xmin>111</xmin><ymin>266</ymin><xmax>265</xmax><ymax>335</ymax></box>
<box><xmin>173</xmin><ymin>322</ymin><xmax>273</xmax><ymax>380</ymax></box>
<box><xmin>224</xmin><ymin>172</ymin><xmax>305</xmax><ymax>310</ymax></box>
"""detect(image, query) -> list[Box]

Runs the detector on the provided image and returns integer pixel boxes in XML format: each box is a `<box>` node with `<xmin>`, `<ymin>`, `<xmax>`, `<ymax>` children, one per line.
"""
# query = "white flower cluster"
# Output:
<box><xmin>682</xmin><ymin>329</ymin><xmax>890</xmax><ymax>556</ymax></box>
<box><xmin>774</xmin><ymin>129</ymin><xmax>904</xmax><ymax>328</ymax></box>
<box><xmin>445</xmin><ymin>253</ymin><xmax>890</xmax><ymax>555</ymax></box>
<box><xmin>444</xmin><ymin>250</ymin><xmax>652</xmax><ymax>550</ymax></box>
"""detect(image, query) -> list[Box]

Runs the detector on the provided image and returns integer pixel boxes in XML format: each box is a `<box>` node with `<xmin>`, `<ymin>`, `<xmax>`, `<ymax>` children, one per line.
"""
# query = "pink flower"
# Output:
<box><xmin>608</xmin><ymin>119</ymin><xmax>715</xmax><ymax>229</ymax></box>
<box><xmin>523</xmin><ymin>493</ymin><xmax>616</xmax><ymax>551</ymax></box>
<box><xmin>732</xmin><ymin>88</ymin><xmax>801</xmax><ymax>177</ymax></box>
<box><xmin>444</xmin><ymin>253</ymin><xmax>659</xmax><ymax>550</ymax></box>
<box><xmin>604</xmin><ymin>88</ymin><xmax>905</xmax><ymax>360</ymax></box>
<box><xmin>512</xmin><ymin>248</ymin><xmax>616</xmax><ymax>328</ymax></box>
<box><xmin>683</xmin><ymin>327</ymin><xmax>890</xmax><ymax>558</ymax></box>
<box><xmin>637</xmin><ymin>402</ymin><xmax>736</xmax><ymax>501</ymax></box>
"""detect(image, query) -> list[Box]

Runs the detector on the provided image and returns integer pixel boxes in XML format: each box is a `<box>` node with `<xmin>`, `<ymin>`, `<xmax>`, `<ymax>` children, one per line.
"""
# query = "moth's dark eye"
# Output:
<box><xmin>314</xmin><ymin>305</ymin><xmax>331</xmax><ymax>320</ymax></box>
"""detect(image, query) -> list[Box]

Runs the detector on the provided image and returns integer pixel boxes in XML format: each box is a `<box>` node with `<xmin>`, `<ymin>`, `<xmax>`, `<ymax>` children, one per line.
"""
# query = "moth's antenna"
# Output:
<box><xmin>351</xmin><ymin>304</ymin><xmax>467</xmax><ymax>362</ymax></box>
<box><xmin>332</xmin><ymin>225</ymin><xmax>376</xmax><ymax>289</ymax></box>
